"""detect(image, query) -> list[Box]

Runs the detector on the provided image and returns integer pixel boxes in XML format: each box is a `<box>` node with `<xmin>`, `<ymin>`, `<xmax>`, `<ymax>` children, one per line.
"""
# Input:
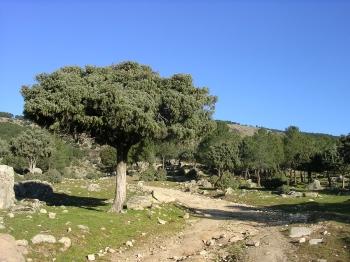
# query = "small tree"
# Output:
<box><xmin>10</xmin><ymin>128</ymin><xmax>53</xmax><ymax>173</ymax></box>
<box><xmin>22</xmin><ymin>62</ymin><xmax>216</xmax><ymax>212</ymax></box>
<box><xmin>0</xmin><ymin>139</ymin><xmax>9</xmax><ymax>159</ymax></box>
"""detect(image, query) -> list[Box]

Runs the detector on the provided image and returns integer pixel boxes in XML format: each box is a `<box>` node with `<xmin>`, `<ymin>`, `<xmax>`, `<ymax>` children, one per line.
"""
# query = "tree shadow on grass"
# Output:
<box><xmin>15</xmin><ymin>182</ymin><xmax>108</xmax><ymax>211</ymax></box>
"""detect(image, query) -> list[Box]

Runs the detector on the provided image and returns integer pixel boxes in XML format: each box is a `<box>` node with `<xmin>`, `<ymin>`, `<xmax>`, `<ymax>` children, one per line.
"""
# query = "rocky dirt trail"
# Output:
<box><xmin>111</xmin><ymin>186</ymin><xmax>297</xmax><ymax>262</ymax></box>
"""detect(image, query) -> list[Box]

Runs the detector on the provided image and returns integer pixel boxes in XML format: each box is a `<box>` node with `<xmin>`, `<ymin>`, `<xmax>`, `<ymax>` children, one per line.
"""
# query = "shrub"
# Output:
<box><xmin>100</xmin><ymin>146</ymin><xmax>117</xmax><ymax>171</ymax></box>
<box><xmin>139</xmin><ymin>167</ymin><xmax>167</xmax><ymax>182</ymax></box>
<box><xmin>61</xmin><ymin>167</ymin><xmax>77</xmax><ymax>179</ymax></box>
<box><xmin>277</xmin><ymin>184</ymin><xmax>290</xmax><ymax>194</ymax></box>
<box><xmin>86</xmin><ymin>172</ymin><xmax>101</xmax><ymax>180</ymax></box>
<box><xmin>210</xmin><ymin>172</ymin><xmax>243</xmax><ymax>190</ymax></box>
<box><xmin>44</xmin><ymin>169</ymin><xmax>63</xmax><ymax>184</ymax></box>
<box><xmin>262</xmin><ymin>173</ymin><xmax>288</xmax><ymax>189</ymax></box>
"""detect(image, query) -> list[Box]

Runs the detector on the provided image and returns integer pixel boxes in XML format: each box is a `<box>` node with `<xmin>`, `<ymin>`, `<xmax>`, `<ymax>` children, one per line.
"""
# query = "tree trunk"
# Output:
<box><xmin>244</xmin><ymin>168</ymin><xmax>248</xmax><ymax>180</ymax></box>
<box><xmin>307</xmin><ymin>171</ymin><xmax>312</xmax><ymax>183</ymax></box>
<box><xmin>162</xmin><ymin>157</ymin><xmax>165</xmax><ymax>170</ymax></box>
<box><xmin>342</xmin><ymin>175</ymin><xmax>345</xmax><ymax>189</ymax></box>
<box><xmin>257</xmin><ymin>169</ymin><xmax>261</xmax><ymax>187</ymax></box>
<box><xmin>300</xmin><ymin>171</ymin><xmax>304</xmax><ymax>183</ymax></box>
<box><xmin>110</xmin><ymin>148</ymin><xmax>128</xmax><ymax>213</ymax></box>
<box><xmin>28</xmin><ymin>158</ymin><xmax>36</xmax><ymax>173</ymax></box>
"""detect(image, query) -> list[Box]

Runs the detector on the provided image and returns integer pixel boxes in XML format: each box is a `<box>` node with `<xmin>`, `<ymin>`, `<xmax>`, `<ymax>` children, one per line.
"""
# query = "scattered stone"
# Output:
<box><xmin>199</xmin><ymin>250</ymin><xmax>207</xmax><ymax>256</ymax></box>
<box><xmin>58</xmin><ymin>237</ymin><xmax>71</xmax><ymax>250</ymax></box>
<box><xmin>87</xmin><ymin>254</ymin><xmax>95</xmax><ymax>261</ymax></box>
<box><xmin>288</xmin><ymin>191</ymin><xmax>303</xmax><ymax>197</ymax></box>
<box><xmin>67</xmin><ymin>227</ymin><xmax>72</xmax><ymax>233</ymax></box>
<box><xmin>289</xmin><ymin>227</ymin><xmax>313</xmax><ymax>238</ymax></box>
<box><xmin>78</xmin><ymin>225</ymin><xmax>89</xmax><ymax>231</ymax></box>
<box><xmin>31</xmin><ymin>234</ymin><xmax>56</xmax><ymax>244</ymax></box>
<box><xmin>125</xmin><ymin>240</ymin><xmax>133</xmax><ymax>247</ymax></box>
<box><xmin>317</xmin><ymin>259</ymin><xmax>327</xmax><ymax>262</ymax></box>
<box><xmin>48</xmin><ymin>212</ymin><xmax>56</xmax><ymax>219</ymax></box>
<box><xmin>32</xmin><ymin>167</ymin><xmax>43</xmax><ymax>175</ymax></box>
<box><xmin>299</xmin><ymin>237</ymin><xmax>306</xmax><ymax>243</ymax></box>
<box><xmin>229</xmin><ymin>235</ymin><xmax>245</xmax><ymax>243</ymax></box>
<box><xmin>0</xmin><ymin>234</ymin><xmax>26</xmax><ymax>261</ymax></box>
<box><xmin>40</xmin><ymin>209</ymin><xmax>47</xmax><ymax>214</ymax></box>
<box><xmin>152</xmin><ymin>190</ymin><xmax>176</xmax><ymax>203</ymax></box>
<box><xmin>246</xmin><ymin>240</ymin><xmax>260</xmax><ymax>247</ymax></box>
<box><xmin>7</xmin><ymin>213</ymin><xmax>14</xmax><ymax>218</ymax></box>
<box><xmin>126</xmin><ymin>195</ymin><xmax>153</xmax><ymax>210</ymax></box>
<box><xmin>62</xmin><ymin>210</ymin><xmax>68</xmax><ymax>213</ymax></box>
<box><xmin>225</xmin><ymin>187</ymin><xmax>234</xmax><ymax>196</ymax></box>
<box><xmin>108</xmin><ymin>248</ymin><xmax>116</xmax><ymax>253</ymax></box>
<box><xmin>183</xmin><ymin>213</ymin><xmax>190</xmax><ymax>219</ymax></box>
<box><xmin>16</xmin><ymin>239</ymin><xmax>28</xmax><ymax>247</ymax></box>
<box><xmin>205</xmin><ymin>239</ymin><xmax>215</xmax><ymax>246</ymax></box>
<box><xmin>157</xmin><ymin>217</ymin><xmax>167</xmax><ymax>225</ymax></box>
<box><xmin>87</xmin><ymin>184</ymin><xmax>101</xmax><ymax>192</ymax></box>
<box><xmin>197</xmin><ymin>179</ymin><xmax>212</xmax><ymax>188</ymax></box>
<box><xmin>303</xmin><ymin>192</ymin><xmax>319</xmax><ymax>198</ymax></box>
<box><xmin>309</xmin><ymin>238</ymin><xmax>323</xmax><ymax>245</ymax></box>
<box><xmin>0</xmin><ymin>165</ymin><xmax>15</xmax><ymax>210</ymax></box>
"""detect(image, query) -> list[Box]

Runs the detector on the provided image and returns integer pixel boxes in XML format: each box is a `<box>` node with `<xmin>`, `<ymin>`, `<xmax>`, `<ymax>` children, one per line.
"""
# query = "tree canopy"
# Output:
<box><xmin>22</xmin><ymin>61</ymin><xmax>217</xmax><ymax>212</ymax></box>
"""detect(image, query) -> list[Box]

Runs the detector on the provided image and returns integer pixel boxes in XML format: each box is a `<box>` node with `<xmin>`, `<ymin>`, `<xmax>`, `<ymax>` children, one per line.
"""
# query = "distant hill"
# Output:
<box><xmin>218</xmin><ymin>120</ymin><xmax>338</xmax><ymax>139</ymax></box>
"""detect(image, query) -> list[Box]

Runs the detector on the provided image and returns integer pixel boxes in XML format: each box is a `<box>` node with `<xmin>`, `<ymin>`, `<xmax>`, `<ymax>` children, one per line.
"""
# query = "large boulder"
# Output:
<box><xmin>14</xmin><ymin>180</ymin><xmax>53</xmax><ymax>200</ymax></box>
<box><xmin>0</xmin><ymin>234</ymin><xmax>26</xmax><ymax>262</ymax></box>
<box><xmin>308</xmin><ymin>179</ymin><xmax>323</xmax><ymax>191</ymax></box>
<box><xmin>126</xmin><ymin>195</ymin><xmax>154</xmax><ymax>210</ymax></box>
<box><xmin>289</xmin><ymin>227</ymin><xmax>313</xmax><ymax>238</ymax></box>
<box><xmin>0</xmin><ymin>165</ymin><xmax>15</xmax><ymax>209</ymax></box>
<box><xmin>31</xmin><ymin>234</ymin><xmax>56</xmax><ymax>244</ymax></box>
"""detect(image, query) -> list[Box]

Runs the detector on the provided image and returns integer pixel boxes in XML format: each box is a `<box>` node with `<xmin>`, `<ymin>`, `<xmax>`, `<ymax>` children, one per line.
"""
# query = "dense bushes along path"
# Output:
<box><xmin>112</xmin><ymin>186</ymin><xmax>296</xmax><ymax>262</ymax></box>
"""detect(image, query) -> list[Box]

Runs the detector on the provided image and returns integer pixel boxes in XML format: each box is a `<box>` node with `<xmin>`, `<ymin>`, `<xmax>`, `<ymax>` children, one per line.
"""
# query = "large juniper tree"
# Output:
<box><xmin>21</xmin><ymin>61</ymin><xmax>216</xmax><ymax>212</ymax></box>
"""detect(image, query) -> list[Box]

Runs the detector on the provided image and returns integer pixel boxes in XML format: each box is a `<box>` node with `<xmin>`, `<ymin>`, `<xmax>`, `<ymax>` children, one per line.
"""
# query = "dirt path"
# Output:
<box><xmin>111</xmin><ymin>186</ymin><xmax>296</xmax><ymax>262</ymax></box>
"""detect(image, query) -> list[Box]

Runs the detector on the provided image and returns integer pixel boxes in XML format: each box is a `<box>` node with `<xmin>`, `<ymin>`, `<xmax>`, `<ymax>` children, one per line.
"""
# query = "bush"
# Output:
<box><xmin>139</xmin><ymin>167</ymin><xmax>167</xmax><ymax>182</ymax></box>
<box><xmin>44</xmin><ymin>169</ymin><xmax>63</xmax><ymax>184</ymax></box>
<box><xmin>277</xmin><ymin>184</ymin><xmax>290</xmax><ymax>194</ymax></box>
<box><xmin>100</xmin><ymin>146</ymin><xmax>117</xmax><ymax>171</ymax></box>
<box><xmin>61</xmin><ymin>167</ymin><xmax>77</xmax><ymax>179</ymax></box>
<box><xmin>86</xmin><ymin>172</ymin><xmax>101</xmax><ymax>180</ymax></box>
<box><xmin>210</xmin><ymin>172</ymin><xmax>243</xmax><ymax>190</ymax></box>
<box><xmin>262</xmin><ymin>173</ymin><xmax>288</xmax><ymax>189</ymax></box>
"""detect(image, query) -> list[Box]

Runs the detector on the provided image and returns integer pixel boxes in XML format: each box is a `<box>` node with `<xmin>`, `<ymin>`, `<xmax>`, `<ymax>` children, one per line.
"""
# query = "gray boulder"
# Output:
<box><xmin>0</xmin><ymin>165</ymin><xmax>15</xmax><ymax>209</ymax></box>
<box><xmin>31</xmin><ymin>234</ymin><xmax>56</xmax><ymax>244</ymax></box>
<box><xmin>126</xmin><ymin>195</ymin><xmax>153</xmax><ymax>210</ymax></box>
<box><xmin>0</xmin><ymin>234</ymin><xmax>26</xmax><ymax>262</ymax></box>
<box><xmin>303</xmin><ymin>192</ymin><xmax>319</xmax><ymax>198</ymax></box>
<box><xmin>289</xmin><ymin>227</ymin><xmax>313</xmax><ymax>238</ymax></box>
<box><xmin>308</xmin><ymin>179</ymin><xmax>323</xmax><ymax>191</ymax></box>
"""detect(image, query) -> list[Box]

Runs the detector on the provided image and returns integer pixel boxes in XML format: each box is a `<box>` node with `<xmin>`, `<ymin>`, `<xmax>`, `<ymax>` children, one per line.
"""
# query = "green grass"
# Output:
<box><xmin>0</xmin><ymin>177</ymin><xmax>185</xmax><ymax>262</ymax></box>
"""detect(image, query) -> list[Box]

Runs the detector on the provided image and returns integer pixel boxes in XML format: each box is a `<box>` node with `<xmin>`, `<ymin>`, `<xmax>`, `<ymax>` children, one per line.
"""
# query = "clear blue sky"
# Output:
<box><xmin>1</xmin><ymin>0</ymin><xmax>349</xmax><ymax>135</ymax></box>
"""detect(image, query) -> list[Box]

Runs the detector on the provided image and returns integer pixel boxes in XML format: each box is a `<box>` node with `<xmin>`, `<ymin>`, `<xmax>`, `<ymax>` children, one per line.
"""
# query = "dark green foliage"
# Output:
<box><xmin>0</xmin><ymin>112</ymin><xmax>14</xmax><ymax>118</ymax></box>
<box><xmin>0</xmin><ymin>122</ymin><xmax>28</xmax><ymax>141</ymax></box>
<box><xmin>2</xmin><ymin>155</ymin><xmax>27</xmax><ymax>172</ymax></box>
<box><xmin>44</xmin><ymin>169</ymin><xmax>63</xmax><ymax>184</ymax></box>
<box><xmin>128</xmin><ymin>139</ymin><xmax>156</xmax><ymax>164</ymax></box>
<box><xmin>10</xmin><ymin>128</ymin><xmax>53</xmax><ymax>173</ymax></box>
<box><xmin>210</xmin><ymin>171</ymin><xmax>243</xmax><ymax>190</ymax></box>
<box><xmin>262</xmin><ymin>173</ymin><xmax>288</xmax><ymax>189</ymax></box>
<box><xmin>277</xmin><ymin>184</ymin><xmax>291</xmax><ymax>194</ymax></box>
<box><xmin>100</xmin><ymin>146</ymin><xmax>117</xmax><ymax>171</ymax></box>
<box><xmin>0</xmin><ymin>138</ymin><xmax>9</xmax><ymax>158</ymax></box>
<box><xmin>86</xmin><ymin>172</ymin><xmax>101</xmax><ymax>180</ymax></box>
<box><xmin>139</xmin><ymin>167</ymin><xmax>167</xmax><ymax>182</ymax></box>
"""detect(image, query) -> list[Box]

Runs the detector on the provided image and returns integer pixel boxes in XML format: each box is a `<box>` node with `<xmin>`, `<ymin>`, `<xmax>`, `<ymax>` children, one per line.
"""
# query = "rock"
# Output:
<box><xmin>289</xmin><ymin>227</ymin><xmax>313</xmax><ymax>238</ymax></box>
<box><xmin>87</xmin><ymin>254</ymin><xmax>95</xmax><ymax>261</ymax></box>
<box><xmin>0</xmin><ymin>234</ymin><xmax>26</xmax><ymax>262</ymax></box>
<box><xmin>14</xmin><ymin>180</ymin><xmax>53</xmax><ymax>200</ymax></box>
<box><xmin>157</xmin><ymin>217</ymin><xmax>167</xmax><ymax>225</ymax></box>
<box><xmin>199</xmin><ymin>250</ymin><xmax>207</xmax><ymax>256</ymax></box>
<box><xmin>246</xmin><ymin>179</ymin><xmax>257</xmax><ymax>188</ymax></box>
<box><xmin>7</xmin><ymin>213</ymin><xmax>14</xmax><ymax>218</ymax></box>
<box><xmin>309</xmin><ymin>238</ymin><xmax>323</xmax><ymax>245</ymax></box>
<box><xmin>316</xmin><ymin>259</ymin><xmax>327</xmax><ymax>262</ymax></box>
<box><xmin>303</xmin><ymin>192</ymin><xmax>319</xmax><ymax>198</ymax></box>
<box><xmin>58</xmin><ymin>237</ymin><xmax>71</xmax><ymax>250</ymax></box>
<box><xmin>152</xmin><ymin>190</ymin><xmax>176</xmax><ymax>203</ymax></box>
<box><xmin>87</xmin><ymin>184</ymin><xmax>101</xmax><ymax>192</ymax></box>
<box><xmin>246</xmin><ymin>240</ymin><xmax>260</xmax><ymax>247</ymax></box>
<box><xmin>0</xmin><ymin>224</ymin><xmax>5</xmax><ymax>230</ymax></box>
<box><xmin>197</xmin><ymin>179</ymin><xmax>212</xmax><ymax>188</ymax></box>
<box><xmin>288</xmin><ymin>191</ymin><xmax>303</xmax><ymax>197</ymax></box>
<box><xmin>299</xmin><ymin>237</ymin><xmax>306</xmax><ymax>243</ymax></box>
<box><xmin>183</xmin><ymin>213</ymin><xmax>190</xmax><ymax>219</ymax></box>
<box><xmin>126</xmin><ymin>195</ymin><xmax>153</xmax><ymax>210</ymax></box>
<box><xmin>12</xmin><ymin>199</ymin><xmax>43</xmax><ymax>213</ymax></box>
<box><xmin>205</xmin><ymin>239</ymin><xmax>215</xmax><ymax>246</ymax></box>
<box><xmin>39</xmin><ymin>208</ymin><xmax>47</xmax><ymax>214</ymax></box>
<box><xmin>48</xmin><ymin>212</ymin><xmax>56</xmax><ymax>219</ymax></box>
<box><xmin>281</xmin><ymin>194</ymin><xmax>287</xmax><ymax>198</ymax></box>
<box><xmin>31</xmin><ymin>234</ymin><xmax>56</xmax><ymax>244</ymax></box>
<box><xmin>78</xmin><ymin>225</ymin><xmax>89</xmax><ymax>231</ymax></box>
<box><xmin>125</xmin><ymin>240</ymin><xmax>133</xmax><ymax>247</ymax></box>
<box><xmin>0</xmin><ymin>165</ymin><xmax>15</xmax><ymax>209</ymax></box>
<box><xmin>33</xmin><ymin>168</ymin><xmax>43</xmax><ymax>175</ymax></box>
<box><xmin>16</xmin><ymin>240</ymin><xmax>28</xmax><ymax>247</ymax></box>
<box><xmin>225</xmin><ymin>187</ymin><xmax>234</xmax><ymax>196</ymax></box>
<box><xmin>108</xmin><ymin>248</ymin><xmax>116</xmax><ymax>253</ymax></box>
<box><xmin>308</xmin><ymin>180</ymin><xmax>323</xmax><ymax>191</ymax></box>
<box><xmin>229</xmin><ymin>235</ymin><xmax>245</xmax><ymax>243</ymax></box>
